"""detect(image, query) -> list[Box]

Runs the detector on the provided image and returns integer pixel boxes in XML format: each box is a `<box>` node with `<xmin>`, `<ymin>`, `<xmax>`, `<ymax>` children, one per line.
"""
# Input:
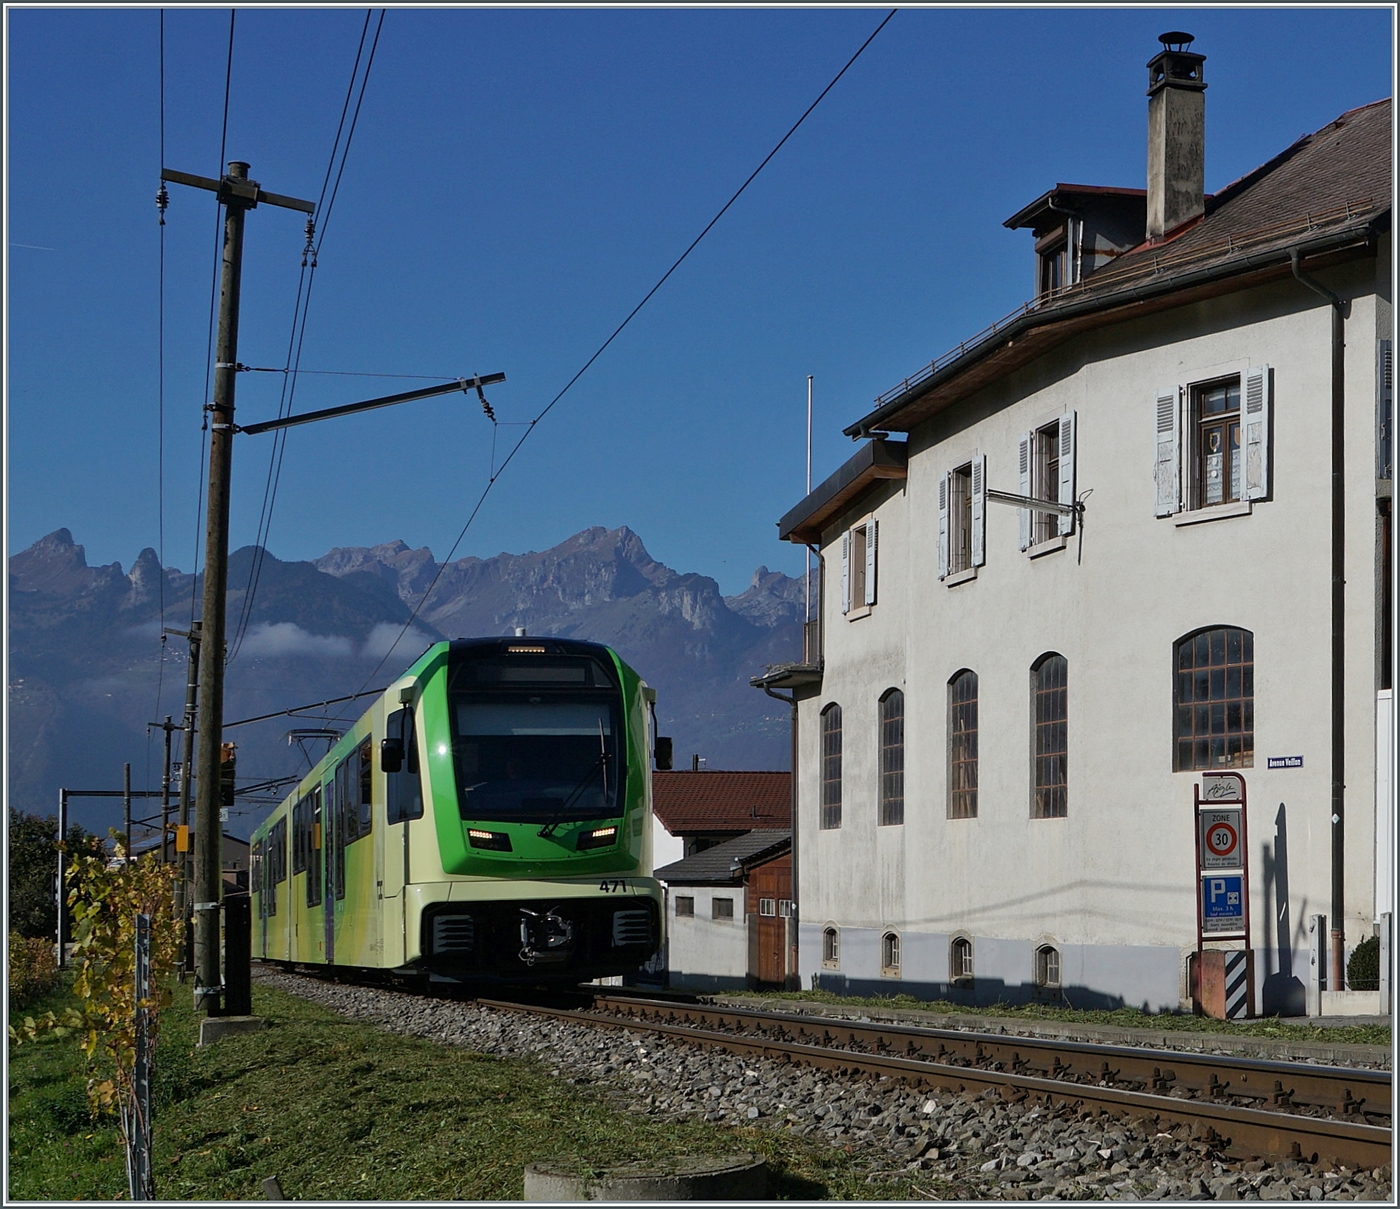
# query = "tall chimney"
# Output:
<box><xmin>1146</xmin><ymin>31</ymin><xmax>1206</xmax><ymax>241</ymax></box>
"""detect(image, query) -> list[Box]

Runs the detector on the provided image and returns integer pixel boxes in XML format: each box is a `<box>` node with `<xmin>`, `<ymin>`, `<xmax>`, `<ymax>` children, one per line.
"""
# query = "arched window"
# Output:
<box><xmin>1174</xmin><ymin>627</ymin><xmax>1254</xmax><ymax>770</ymax></box>
<box><xmin>950</xmin><ymin>936</ymin><xmax>973</xmax><ymax>983</ymax></box>
<box><xmin>1035</xmin><ymin>944</ymin><xmax>1061</xmax><ymax>988</ymax></box>
<box><xmin>820</xmin><ymin>704</ymin><xmax>843</xmax><ymax>829</ymax></box>
<box><xmin>881</xmin><ymin>931</ymin><xmax>901</xmax><ymax>976</ymax></box>
<box><xmin>948</xmin><ymin>670</ymin><xmax>979</xmax><ymax>818</ymax></box>
<box><xmin>1031</xmin><ymin>653</ymin><xmax>1068</xmax><ymax>818</ymax></box>
<box><xmin>822</xmin><ymin>926</ymin><xmax>840</xmax><ymax>968</ymax></box>
<box><xmin>878</xmin><ymin>689</ymin><xmax>905</xmax><ymax>826</ymax></box>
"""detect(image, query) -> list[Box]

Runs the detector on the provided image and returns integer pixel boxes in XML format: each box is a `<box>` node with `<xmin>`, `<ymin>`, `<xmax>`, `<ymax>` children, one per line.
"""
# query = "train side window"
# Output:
<box><xmin>267</xmin><ymin>818</ymin><xmax>287</xmax><ymax>916</ymax></box>
<box><xmin>332</xmin><ymin>761</ymin><xmax>348</xmax><ymax>900</ymax></box>
<box><xmin>386</xmin><ymin>709</ymin><xmax>424</xmax><ymax>823</ymax></box>
<box><xmin>356</xmin><ymin>738</ymin><xmax>373</xmax><ymax>837</ymax></box>
<box><xmin>308</xmin><ymin>785</ymin><xmax>323</xmax><ymax>907</ymax></box>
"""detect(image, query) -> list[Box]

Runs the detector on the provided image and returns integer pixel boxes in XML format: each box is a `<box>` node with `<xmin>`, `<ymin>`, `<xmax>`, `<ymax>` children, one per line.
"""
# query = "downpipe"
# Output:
<box><xmin>1291</xmin><ymin>247</ymin><xmax>1348</xmax><ymax>993</ymax></box>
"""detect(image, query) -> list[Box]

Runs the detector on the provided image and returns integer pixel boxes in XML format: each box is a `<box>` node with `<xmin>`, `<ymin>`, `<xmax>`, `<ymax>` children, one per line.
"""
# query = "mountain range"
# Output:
<box><xmin>7</xmin><ymin>527</ymin><xmax>810</xmax><ymax>837</ymax></box>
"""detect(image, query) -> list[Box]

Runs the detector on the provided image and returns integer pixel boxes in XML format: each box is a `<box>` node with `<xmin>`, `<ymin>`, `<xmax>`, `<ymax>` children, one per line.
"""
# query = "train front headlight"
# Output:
<box><xmin>468</xmin><ymin>828</ymin><xmax>512</xmax><ymax>851</ymax></box>
<box><xmin>576</xmin><ymin>825</ymin><xmax>618</xmax><ymax>851</ymax></box>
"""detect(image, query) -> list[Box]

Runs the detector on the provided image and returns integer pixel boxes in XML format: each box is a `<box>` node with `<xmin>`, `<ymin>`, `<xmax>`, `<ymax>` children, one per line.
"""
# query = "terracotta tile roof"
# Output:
<box><xmin>848</xmin><ymin>98</ymin><xmax>1392</xmax><ymax>437</ymax></box>
<box><xmin>652</xmin><ymin>770</ymin><xmax>791</xmax><ymax>834</ymax></box>
<box><xmin>1066</xmin><ymin>98</ymin><xmax>1391</xmax><ymax>301</ymax></box>
<box><xmin>654</xmin><ymin>829</ymin><xmax>791</xmax><ymax>885</ymax></box>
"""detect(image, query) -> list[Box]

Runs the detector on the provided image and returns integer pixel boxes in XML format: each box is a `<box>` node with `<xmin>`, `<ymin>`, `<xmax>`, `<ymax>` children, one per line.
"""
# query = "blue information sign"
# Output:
<box><xmin>1201</xmin><ymin>875</ymin><xmax>1245</xmax><ymax>934</ymax></box>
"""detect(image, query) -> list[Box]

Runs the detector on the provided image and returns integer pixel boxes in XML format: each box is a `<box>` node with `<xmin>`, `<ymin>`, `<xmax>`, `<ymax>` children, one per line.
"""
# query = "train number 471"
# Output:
<box><xmin>599</xmin><ymin>879</ymin><xmax>628</xmax><ymax>893</ymax></box>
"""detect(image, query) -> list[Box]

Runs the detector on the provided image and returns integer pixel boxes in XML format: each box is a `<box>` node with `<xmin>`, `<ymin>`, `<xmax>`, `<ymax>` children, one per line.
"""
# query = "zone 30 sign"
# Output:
<box><xmin>1198</xmin><ymin>808</ymin><xmax>1243</xmax><ymax>870</ymax></box>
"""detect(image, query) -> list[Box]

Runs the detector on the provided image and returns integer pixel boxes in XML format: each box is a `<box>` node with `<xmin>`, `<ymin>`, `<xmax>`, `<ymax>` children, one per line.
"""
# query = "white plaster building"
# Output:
<box><xmin>755</xmin><ymin>39</ymin><xmax>1392</xmax><ymax>1016</ymax></box>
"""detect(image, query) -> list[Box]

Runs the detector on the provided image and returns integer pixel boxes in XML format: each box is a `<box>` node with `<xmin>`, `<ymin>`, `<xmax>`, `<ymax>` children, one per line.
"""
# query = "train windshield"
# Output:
<box><xmin>447</xmin><ymin>653</ymin><xmax>623</xmax><ymax>824</ymax></box>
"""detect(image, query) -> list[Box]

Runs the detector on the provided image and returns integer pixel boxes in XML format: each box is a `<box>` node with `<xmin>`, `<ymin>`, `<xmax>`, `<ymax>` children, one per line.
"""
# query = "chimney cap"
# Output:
<box><xmin>1158</xmin><ymin>31</ymin><xmax>1195</xmax><ymax>51</ymax></box>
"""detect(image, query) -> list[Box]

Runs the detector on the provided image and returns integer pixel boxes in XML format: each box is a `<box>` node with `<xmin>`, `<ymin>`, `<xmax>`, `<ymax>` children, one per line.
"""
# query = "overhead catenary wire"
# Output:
<box><xmin>154</xmin><ymin>8</ymin><xmax>169</xmax><ymax>722</ymax></box>
<box><xmin>187</xmin><ymin>8</ymin><xmax>237</xmax><ymax>629</ymax></box>
<box><xmin>350</xmin><ymin>8</ymin><xmax>899</xmax><ymax>698</ymax></box>
<box><xmin>229</xmin><ymin>10</ymin><xmax>386</xmax><ymax>662</ymax></box>
<box><xmin>229</xmin><ymin>10</ymin><xmax>387</xmax><ymax>665</ymax></box>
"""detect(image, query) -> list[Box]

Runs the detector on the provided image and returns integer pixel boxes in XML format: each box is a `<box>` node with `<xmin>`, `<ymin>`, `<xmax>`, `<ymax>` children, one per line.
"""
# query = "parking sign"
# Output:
<box><xmin>1201</xmin><ymin>875</ymin><xmax>1245</xmax><ymax>935</ymax></box>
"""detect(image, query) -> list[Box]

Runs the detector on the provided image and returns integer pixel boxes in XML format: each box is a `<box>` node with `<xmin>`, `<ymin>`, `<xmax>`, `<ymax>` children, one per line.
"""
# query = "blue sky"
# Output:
<box><xmin>6</xmin><ymin>6</ymin><xmax>1394</xmax><ymax>598</ymax></box>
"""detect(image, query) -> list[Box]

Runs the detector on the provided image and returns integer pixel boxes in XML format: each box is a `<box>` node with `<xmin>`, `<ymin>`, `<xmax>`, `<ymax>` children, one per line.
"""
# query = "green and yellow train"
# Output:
<box><xmin>249</xmin><ymin>637</ymin><xmax>664</xmax><ymax>983</ymax></box>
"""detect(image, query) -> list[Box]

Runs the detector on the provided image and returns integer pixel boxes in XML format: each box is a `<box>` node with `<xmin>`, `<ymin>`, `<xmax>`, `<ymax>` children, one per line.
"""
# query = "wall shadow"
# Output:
<box><xmin>812</xmin><ymin>973</ymin><xmax>1130</xmax><ymax>1012</ymax></box>
<box><xmin>1261</xmin><ymin>801</ymin><xmax>1306</xmax><ymax>1016</ymax></box>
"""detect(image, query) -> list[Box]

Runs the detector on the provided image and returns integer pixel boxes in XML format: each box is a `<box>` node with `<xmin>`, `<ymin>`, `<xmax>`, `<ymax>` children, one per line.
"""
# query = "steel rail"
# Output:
<box><xmin>592</xmin><ymin>997</ymin><xmax>1391</xmax><ymax>1124</ymax></box>
<box><xmin>475</xmin><ymin>997</ymin><xmax>1391</xmax><ymax>1170</ymax></box>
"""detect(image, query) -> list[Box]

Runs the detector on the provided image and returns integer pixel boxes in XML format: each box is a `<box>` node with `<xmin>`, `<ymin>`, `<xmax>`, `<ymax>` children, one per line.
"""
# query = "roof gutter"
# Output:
<box><xmin>1292</xmin><ymin>246</ymin><xmax>1349</xmax><ymax>994</ymax></box>
<box><xmin>847</xmin><ymin>218</ymin><xmax>1384</xmax><ymax>438</ymax></box>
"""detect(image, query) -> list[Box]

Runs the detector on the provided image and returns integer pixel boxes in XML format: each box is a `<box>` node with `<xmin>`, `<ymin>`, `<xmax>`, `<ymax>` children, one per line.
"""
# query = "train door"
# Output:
<box><xmin>307</xmin><ymin>785</ymin><xmax>323</xmax><ymax>961</ymax></box>
<box><xmin>381</xmin><ymin>707</ymin><xmax>423</xmax><ymax>966</ymax></box>
<box><xmin>252</xmin><ymin>839</ymin><xmax>265</xmax><ymax>957</ymax></box>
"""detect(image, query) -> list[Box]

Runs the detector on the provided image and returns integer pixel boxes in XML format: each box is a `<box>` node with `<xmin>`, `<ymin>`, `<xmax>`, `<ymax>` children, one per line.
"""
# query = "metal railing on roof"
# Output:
<box><xmin>871</xmin><ymin>196</ymin><xmax>1381</xmax><ymax>410</ymax></box>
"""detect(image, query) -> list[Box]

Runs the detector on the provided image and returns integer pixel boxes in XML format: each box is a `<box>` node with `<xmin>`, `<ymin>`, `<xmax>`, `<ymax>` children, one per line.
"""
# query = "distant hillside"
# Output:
<box><xmin>7</xmin><ymin>527</ymin><xmax>810</xmax><ymax>836</ymax></box>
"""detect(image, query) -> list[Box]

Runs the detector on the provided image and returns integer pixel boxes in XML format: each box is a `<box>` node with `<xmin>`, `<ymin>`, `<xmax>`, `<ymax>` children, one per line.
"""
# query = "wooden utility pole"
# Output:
<box><xmin>162</xmin><ymin>161</ymin><xmax>314</xmax><ymax>1014</ymax></box>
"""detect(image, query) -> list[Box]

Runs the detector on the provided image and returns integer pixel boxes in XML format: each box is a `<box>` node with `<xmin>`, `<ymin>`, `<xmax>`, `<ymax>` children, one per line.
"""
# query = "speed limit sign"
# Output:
<box><xmin>1199</xmin><ymin>808</ymin><xmax>1243</xmax><ymax>870</ymax></box>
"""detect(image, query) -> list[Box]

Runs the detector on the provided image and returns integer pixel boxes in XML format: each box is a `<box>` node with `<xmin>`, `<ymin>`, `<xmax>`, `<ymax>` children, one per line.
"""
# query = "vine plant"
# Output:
<box><xmin>10</xmin><ymin>835</ymin><xmax>181</xmax><ymax>1176</ymax></box>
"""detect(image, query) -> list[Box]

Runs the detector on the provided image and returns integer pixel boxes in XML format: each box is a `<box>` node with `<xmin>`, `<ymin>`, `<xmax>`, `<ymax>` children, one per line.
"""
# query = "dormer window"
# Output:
<box><xmin>1036</xmin><ymin>225</ymin><xmax>1070</xmax><ymax>298</ymax></box>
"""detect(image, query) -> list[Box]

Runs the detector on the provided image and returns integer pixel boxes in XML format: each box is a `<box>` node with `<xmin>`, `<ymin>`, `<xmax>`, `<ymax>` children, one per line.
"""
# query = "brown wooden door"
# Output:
<box><xmin>746</xmin><ymin>855</ymin><xmax>791</xmax><ymax>987</ymax></box>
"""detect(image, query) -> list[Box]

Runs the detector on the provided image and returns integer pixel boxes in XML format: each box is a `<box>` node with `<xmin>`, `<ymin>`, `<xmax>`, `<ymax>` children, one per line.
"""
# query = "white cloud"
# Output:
<box><xmin>238</xmin><ymin>622</ymin><xmax>354</xmax><ymax>659</ymax></box>
<box><xmin>362</xmin><ymin>622</ymin><xmax>436</xmax><ymax>662</ymax></box>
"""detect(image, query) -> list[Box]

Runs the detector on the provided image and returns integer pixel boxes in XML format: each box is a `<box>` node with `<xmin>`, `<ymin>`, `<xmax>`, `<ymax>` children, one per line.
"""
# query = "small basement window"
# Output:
<box><xmin>1035</xmin><ymin>944</ymin><xmax>1061</xmax><ymax>988</ymax></box>
<box><xmin>950</xmin><ymin>936</ymin><xmax>973</xmax><ymax>983</ymax></box>
<box><xmin>822</xmin><ymin>926</ymin><xmax>840</xmax><ymax>969</ymax></box>
<box><xmin>881</xmin><ymin>931</ymin><xmax>901</xmax><ymax>976</ymax></box>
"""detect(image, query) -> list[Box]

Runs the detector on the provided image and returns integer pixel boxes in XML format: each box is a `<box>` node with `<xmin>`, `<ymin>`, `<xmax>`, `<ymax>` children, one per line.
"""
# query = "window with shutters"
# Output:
<box><xmin>1379</xmin><ymin>339</ymin><xmax>1393</xmax><ymax>484</ymax></box>
<box><xmin>1193</xmin><ymin>378</ymin><xmax>1242</xmax><ymax>508</ymax></box>
<box><xmin>841</xmin><ymin>517</ymin><xmax>878</xmax><ymax>616</ymax></box>
<box><xmin>820</xmin><ymin>703</ymin><xmax>843</xmax><ymax>830</ymax></box>
<box><xmin>1031</xmin><ymin>653</ymin><xmax>1068</xmax><ymax>818</ymax></box>
<box><xmin>675</xmin><ymin>895</ymin><xmax>694</xmax><ymax>917</ymax></box>
<box><xmin>947</xmin><ymin>670</ymin><xmax>979</xmax><ymax>819</ymax></box>
<box><xmin>712</xmin><ymin>897</ymin><xmax>734</xmax><ymax>921</ymax></box>
<box><xmin>1156</xmin><ymin>368</ymin><xmax>1271</xmax><ymax>519</ymax></box>
<box><xmin>1174</xmin><ymin>627</ymin><xmax>1254</xmax><ymax>770</ymax></box>
<box><xmin>1019</xmin><ymin>414</ymin><xmax>1076</xmax><ymax>551</ymax></box>
<box><xmin>940</xmin><ymin>456</ymin><xmax>985</xmax><ymax>581</ymax></box>
<box><xmin>878</xmin><ymin>688</ymin><xmax>904</xmax><ymax>826</ymax></box>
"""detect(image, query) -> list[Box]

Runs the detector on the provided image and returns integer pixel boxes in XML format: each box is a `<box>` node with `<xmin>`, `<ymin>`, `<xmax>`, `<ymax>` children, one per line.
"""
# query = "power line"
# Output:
<box><xmin>222</xmin><ymin>687</ymin><xmax>387</xmax><ymax>729</ymax></box>
<box><xmin>188</xmin><ymin>9</ymin><xmax>237</xmax><ymax>624</ymax></box>
<box><xmin>351</xmin><ymin>8</ymin><xmax>899</xmax><ymax>698</ymax></box>
<box><xmin>230</xmin><ymin>10</ymin><xmax>387</xmax><ymax>663</ymax></box>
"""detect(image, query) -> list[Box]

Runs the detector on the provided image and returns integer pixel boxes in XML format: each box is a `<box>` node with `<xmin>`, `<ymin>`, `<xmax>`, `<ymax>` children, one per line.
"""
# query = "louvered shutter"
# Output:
<box><xmin>1154</xmin><ymin>386</ymin><xmax>1180</xmax><ymax>517</ymax></box>
<box><xmin>1378</xmin><ymin>339</ymin><xmax>1393</xmax><ymax>482</ymax></box>
<box><xmin>864</xmin><ymin>519</ymin><xmax>878</xmax><ymax>607</ymax></box>
<box><xmin>1057</xmin><ymin>410</ymin><xmax>1077</xmax><ymax>536</ymax></box>
<box><xmin>971</xmin><ymin>454</ymin><xmax>986</xmax><ymax>567</ymax></box>
<box><xmin>840</xmin><ymin>530</ymin><xmax>851</xmax><ymax>614</ymax></box>
<box><xmin>1017</xmin><ymin>433</ymin><xmax>1032</xmax><ymax>550</ymax></box>
<box><xmin>1243</xmin><ymin>365</ymin><xmax>1271</xmax><ymax>501</ymax></box>
<box><xmin>937</xmin><ymin>474</ymin><xmax>949</xmax><ymax>580</ymax></box>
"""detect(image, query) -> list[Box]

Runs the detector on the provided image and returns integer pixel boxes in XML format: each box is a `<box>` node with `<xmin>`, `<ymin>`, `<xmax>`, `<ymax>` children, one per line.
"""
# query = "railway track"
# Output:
<box><xmin>477</xmin><ymin>994</ymin><xmax>1392</xmax><ymax>1170</ymax></box>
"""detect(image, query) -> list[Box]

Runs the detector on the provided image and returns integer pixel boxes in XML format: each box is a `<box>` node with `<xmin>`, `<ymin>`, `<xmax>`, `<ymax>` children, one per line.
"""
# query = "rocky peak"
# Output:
<box><xmin>124</xmin><ymin>548</ymin><xmax>166</xmax><ymax>609</ymax></box>
<box><xmin>9</xmin><ymin>528</ymin><xmax>124</xmax><ymax>595</ymax></box>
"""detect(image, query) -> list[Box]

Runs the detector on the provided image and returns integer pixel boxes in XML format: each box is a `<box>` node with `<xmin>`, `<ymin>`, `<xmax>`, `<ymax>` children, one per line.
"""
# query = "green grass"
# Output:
<box><xmin>7</xmin><ymin>975</ymin><xmax>128</xmax><ymax>1201</ymax></box>
<box><xmin>10</xmin><ymin>977</ymin><xmax>963</xmax><ymax>1201</ymax></box>
<box><xmin>727</xmin><ymin>988</ymin><xmax>1392</xmax><ymax>1047</ymax></box>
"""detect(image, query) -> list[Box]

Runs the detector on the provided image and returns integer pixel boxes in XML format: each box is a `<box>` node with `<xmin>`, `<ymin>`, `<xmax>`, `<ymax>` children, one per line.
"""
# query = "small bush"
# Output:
<box><xmin>8</xmin><ymin>933</ymin><xmax>60</xmax><ymax>1009</ymax></box>
<box><xmin>1347</xmin><ymin>934</ymin><xmax>1380</xmax><ymax>991</ymax></box>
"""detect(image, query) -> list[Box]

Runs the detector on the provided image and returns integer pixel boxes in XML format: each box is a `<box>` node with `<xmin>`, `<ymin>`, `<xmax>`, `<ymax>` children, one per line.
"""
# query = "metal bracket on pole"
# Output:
<box><xmin>985</xmin><ymin>487</ymin><xmax>1082</xmax><ymax>519</ymax></box>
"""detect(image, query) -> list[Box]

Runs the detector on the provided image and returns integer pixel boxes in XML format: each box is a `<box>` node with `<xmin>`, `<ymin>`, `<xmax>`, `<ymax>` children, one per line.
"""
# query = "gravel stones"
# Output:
<box><xmin>255</xmin><ymin>970</ymin><xmax>1392</xmax><ymax>1201</ymax></box>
